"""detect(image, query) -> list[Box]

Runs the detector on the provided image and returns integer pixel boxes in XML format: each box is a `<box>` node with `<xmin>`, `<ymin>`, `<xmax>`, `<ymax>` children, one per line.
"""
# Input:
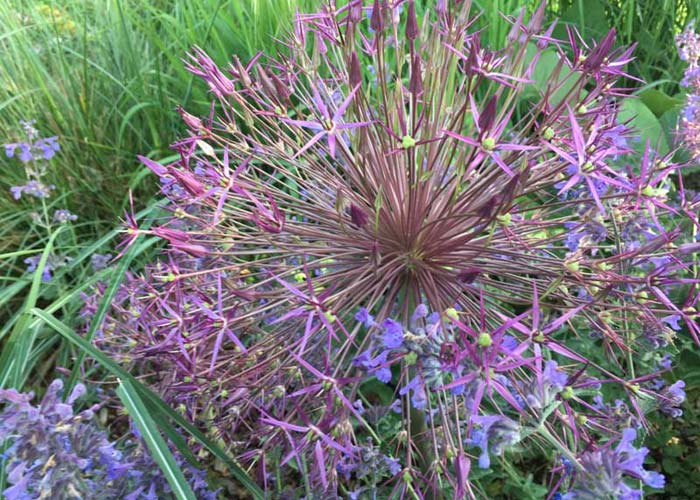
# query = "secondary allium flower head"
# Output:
<box><xmin>103</xmin><ymin>0</ymin><xmax>697</xmax><ymax>497</ymax></box>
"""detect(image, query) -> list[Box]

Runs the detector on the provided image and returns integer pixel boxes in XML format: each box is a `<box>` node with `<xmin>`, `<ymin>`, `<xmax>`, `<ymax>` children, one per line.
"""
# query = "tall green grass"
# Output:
<box><xmin>0</xmin><ymin>0</ymin><xmax>315</xmax><ymax>229</ymax></box>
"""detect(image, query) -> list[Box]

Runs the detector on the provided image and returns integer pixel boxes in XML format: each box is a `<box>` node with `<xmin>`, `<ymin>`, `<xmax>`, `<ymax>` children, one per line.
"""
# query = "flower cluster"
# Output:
<box><xmin>3</xmin><ymin>120</ymin><xmax>76</xmax><ymax>280</ymax></box>
<box><xmin>100</xmin><ymin>1</ymin><xmax>698</xmax><ymax>497</ymax></box>
<box><xmin>23</xmin><ymin>253</ymin><xmax>72</xmax><ymax>282</ymax></box>
<box><xmin>677</xmin><ymin>21</ymin><xmax>700</xmax><ymax>160</ymax></box>
<box><xmin>560</xmin><ymin>428</ymin><xmax>664</xmax><ymax>500</ymax></box>
<box><xmin>0</xmin><ymin>379</ymin><xmax>217</xmax><ymax>500</ymax></box>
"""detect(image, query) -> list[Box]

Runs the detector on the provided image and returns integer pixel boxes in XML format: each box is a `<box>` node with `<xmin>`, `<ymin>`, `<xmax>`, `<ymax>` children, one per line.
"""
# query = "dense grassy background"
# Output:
<box><xmin>0</xmin><ymin>0</ymin><xmax>319</xmax><ymax>233</ymax></box>
<box><xmin>0</xmin><ymin>0</ymin><xmax>699</xmax><ymax>497</ymax></box>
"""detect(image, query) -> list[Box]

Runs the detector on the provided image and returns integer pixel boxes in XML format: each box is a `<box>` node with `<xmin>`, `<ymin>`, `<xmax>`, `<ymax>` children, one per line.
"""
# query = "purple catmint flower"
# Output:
<box><xmin>4</xmin><ymin>125</ymin><xmax>59</xmax><ymax>163</ymax></box>
<box><xmin>355</xmin><ymin>307</ymin><xmax>376</xmax><ymax>327</ymax></box>
<box><xmin>677</xmin><ymin>23</ymin><xmax>700</xmax><ymax>160</ymax></box>
<box><xmin>544</xmin><ymin>360</ymin><xmax>568</xmax><ymax>391</ymax></box>
<box><xmin>526</xmin><ymin>361</ymin><xmax>568</xmax><ymax>409</ymax></box>
<box><xmin>0</xmin><ymin>380</ymin><xmax>217</xmax><ymax>500</ymax></box>
<box><xmin>24</xmin><ymin>253</ymin><xmax>71</xmax><ymax>281</ymax></box>
<box><xmin>399</xmin><ymin>375</ymin><xmax>428</xmax><ymax>409</ymax></box>
<box><xmin>659</xmin><ymin>380</ymin><xmax>686</xmax><ymax>418</ymax></box>
<box><xmin>564</xmin><ymin>219</ymin><xmax>608</xmax><ymax>252</ymax></box>
<box><xmin>90</xmin><ymin>253</ymin><xmax>112</xmax><ymax>271</ymax></box>
<box><xmin>36</xmin><ymin>136</ymin><xmax>60</xmax><ymax>159</ymax></box>
<box><xmin>381</xmin><ymin>318</ymin><xmax>404</xmax><ymax>349</ymax></box>
<box><xmin>657</xmin><ymin>354</ymin><xmax>673</xmax><ymax>371</ymax></box>
<box><xmin>468</xmin><ymin>414</ymin><xmax>522</xmax><ymax>469</ymax></box>
<box><xmin>18</xmin><ymin>143</ymin><xmax>32</xmax><ymax>162</ymax></box>
<box><xmin>10</xmin><ymin>180</ymin><xmax>55</xmax><ymax>200</ymax></box>
<box><xmin>566</xmin><ymin>428</ymin><xmax>664</xmax><ymax>499</ymax></box>
<box><xmin>353</xmin><ymin>348</ymin><xmax>391</xmax><ymax>383</ymax></box>
<box><xmin>53</xmin><ymin>209</ymin><xmax>77</xmax><ymax>223</ymax></box>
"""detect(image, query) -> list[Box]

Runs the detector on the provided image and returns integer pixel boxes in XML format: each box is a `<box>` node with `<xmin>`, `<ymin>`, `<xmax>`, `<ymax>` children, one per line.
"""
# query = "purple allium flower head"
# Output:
<box><xmin>97</xmin><ymin>1</ymin><xmax>700</xmax><ymax>496</ymax></box>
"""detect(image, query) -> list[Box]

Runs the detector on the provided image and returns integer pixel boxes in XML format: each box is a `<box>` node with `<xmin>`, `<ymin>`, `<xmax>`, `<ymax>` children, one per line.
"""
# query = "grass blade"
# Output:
<box><xmin>0</xmin><ymin>228</ymin><xmax>60</xmax><ymax>389</ymax></box>
<box><xmin>116</xmin><ymin>378</ymin><xmax>197</xmax><ymax>500</ymax></box>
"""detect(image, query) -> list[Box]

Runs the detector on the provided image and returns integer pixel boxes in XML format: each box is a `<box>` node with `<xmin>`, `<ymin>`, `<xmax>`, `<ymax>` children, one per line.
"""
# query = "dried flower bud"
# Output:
<box><xmin>406</xmin><ymin>1</ymin><xmax>418</xmax><ymax>41</ymax></box>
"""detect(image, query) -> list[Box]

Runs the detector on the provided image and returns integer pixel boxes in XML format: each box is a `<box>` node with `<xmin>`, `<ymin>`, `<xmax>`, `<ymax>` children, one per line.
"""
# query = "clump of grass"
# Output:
<box><xmin>0</xmin><ymin>0</ymin><xmax>316</xmax><ymax>232</ymax></box>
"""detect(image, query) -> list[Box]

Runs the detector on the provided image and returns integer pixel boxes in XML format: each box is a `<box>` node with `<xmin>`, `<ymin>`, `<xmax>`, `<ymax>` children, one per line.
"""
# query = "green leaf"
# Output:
<box><xmin>522</xmin><ymin>46</ymin><xmax>582</xmax><ymax>107</ymax></box>
<box><xmin>557</xmin><ymin>0</ymin><xmax>609</xmax><ymax>39</ymax></box>
<box><xmin>116</xmin><ymin>378</ymin><xmax>198</xmax><ymax>500</ymax></box>
<box><xmin>639</xmin><ymin>89</ymin><xmax>684</xmax><ymax>117</ymax></box>
<box><xmin>30</xmin><ymin>308</ymin><xmax>264</xmax><ymax>499</ymax></box>
<box><xmin>619</xmin><ymin>98</ymin><xmax>669</xmax><ymax>154</ymax></box>
<box><xmin>662</xmin><ymin>457</ymin><xmax>681</xmax><ymax>474</ymax></box>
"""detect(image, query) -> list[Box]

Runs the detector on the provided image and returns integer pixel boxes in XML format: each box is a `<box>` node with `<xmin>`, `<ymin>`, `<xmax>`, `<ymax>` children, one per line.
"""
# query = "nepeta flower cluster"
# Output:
<box><xmin>677</xmin><ymin>21</ymin><xmax>700</xmax><ymax>161</ymax></box>
<box><xmin>0</xmin><ymin>379</ymin><xmax>217</xmax><ymax>500</ymax></box>
<box><xmin>101</xmin><ymin>1</ymin><xmax>699</xmax><ymax>497</ymax></box>
<box><xmin>3</xmin><ymin>121</ymin><xmax>77</xmax><ymax>280</ymax></box>
<box><xmin>561</xmin><ymin>428</ymin><xmax>664</xmax><ymax>500</ymax></box>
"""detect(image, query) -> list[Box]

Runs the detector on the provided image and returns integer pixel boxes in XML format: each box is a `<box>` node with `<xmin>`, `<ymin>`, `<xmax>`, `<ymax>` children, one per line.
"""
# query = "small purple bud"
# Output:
<box><xmin>370</xmin><ymin>0</ymin><xmax>383</xmax><ymax>33</ymax></box>
<box><xmin>349</xmin><ymin>0</ymin><xmax>362</xmax><ymax>24</ymax></box>
<box><xmin>436</xmin><ymin>0</ymin><xmax>447</xmax><ymax>15</ymax></box>
<box><xmin>152</xmin><ymin>226</ymin><xmax>190</xmax><ymax>243</ymax></box>
<box><xmin>479</xmin><ymin>95</ymin><xmax>498</xmax><ymax>133</ymax></box>
<box><xmin>172</xmin><ymin>241</ymin><xmax>210</xmax><ymax>258</ymax></box>
<box><xmin>168</xmin><ymin>166</ymin><xmax>205</xmax><ymax>196</ymax></box>
<box><xmin>406</xmin><ymin>1</ymin><xmax>418</xmax><ymax>41</ymax></box>
<box><xmin>349</xmin><ymin>52</ymin><xmax>362</xmax><ymax>88</ymax></box>
<box><xmin>457</xmin><ymin>267</ymin><xmax>481</xmax><ymax>284</ymax></box>
<box><xmin>349</xmin><ymin>203</ymin><xmax>369</xmax><ymax>227</ymax></box>
<box><xmin>477</xmin><ymin>194</ymin><xmax>503</xmax><ymax>218</ymax></box>
<box><xmin>138</xmin><ymin>155</ymin><xmax>168</xmax><ymax>177</ymax></box>
<box><xmin>678</xmin><ymin>242</ymin><xmax>700</xmax><ymax>254</ymax></box>
<box><xmin>177</xmin><ymin>106</ymin><xmax>203</xmax><ymax>132</ymax></box>
<box><xmin>271</xmin><ymin>74</ymin><xmax>291</xmax><ymax>102</ymax></box>
<box><xmin>232</xmin><ymin>55</ymin><xmax>252</xmax><ymax>88</ymax></box>
<box><xmin>409</xmin><ymin>55</ymin><xmax>423</xmax><ymax>96</ymax></box>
